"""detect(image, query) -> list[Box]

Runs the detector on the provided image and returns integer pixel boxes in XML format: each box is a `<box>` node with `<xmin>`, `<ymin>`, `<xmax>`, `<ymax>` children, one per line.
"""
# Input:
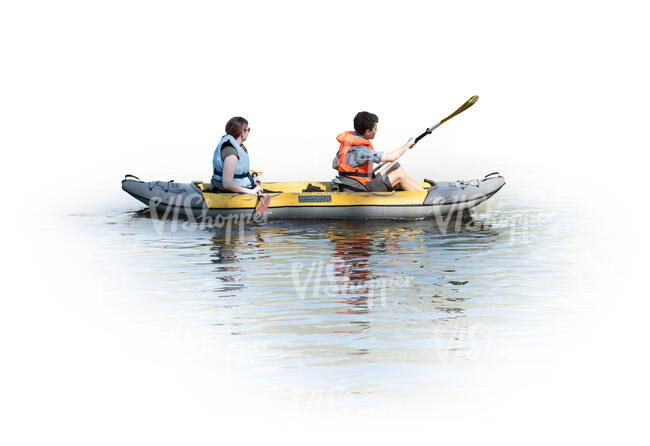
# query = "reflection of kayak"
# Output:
<box><xmin>121</xmin><ymin>173</ymin><xmax>505</xmax><ymax>220</ymax></box>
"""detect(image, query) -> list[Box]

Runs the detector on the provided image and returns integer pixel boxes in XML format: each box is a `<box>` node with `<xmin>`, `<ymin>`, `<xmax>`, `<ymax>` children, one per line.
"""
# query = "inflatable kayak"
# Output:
<box><xmin>121</xmin><ymin>173</ymin><xmax>505</xmax><ymax>220</ymax></box>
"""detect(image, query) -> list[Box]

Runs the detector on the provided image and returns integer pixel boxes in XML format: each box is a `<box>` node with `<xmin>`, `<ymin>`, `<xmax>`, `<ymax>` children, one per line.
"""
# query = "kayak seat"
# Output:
<box><xmin>331</xmin><ymin>177</ymin><xmax>344</xmax><ymax>192</ymax></box>
<box><xmin>332</xmin><ymin>177</ymin><xmax>368</xmax><ymax>192</ymax></box>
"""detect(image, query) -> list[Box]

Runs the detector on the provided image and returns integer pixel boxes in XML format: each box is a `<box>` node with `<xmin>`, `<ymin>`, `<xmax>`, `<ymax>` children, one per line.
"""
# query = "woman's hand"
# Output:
<box><xmin>250</xmin><ymin>185</ymin><xmax>264</xmax><ymax>195</ymax></box>
<box><xmin>405</xmin><ymin>137</ymin><xmax>416</xmax><ymax>149</ymax></box>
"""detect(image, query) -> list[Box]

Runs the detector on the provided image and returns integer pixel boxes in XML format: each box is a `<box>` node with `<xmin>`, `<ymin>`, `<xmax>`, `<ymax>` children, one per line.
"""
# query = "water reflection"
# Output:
<box><xmin>111</xmin><ymin>205</ymin><xmax>582</xmax><ymax>383</ymax></box>
<box><xmin>330</xmin><ymin>230</ymin><xmax>373</xmax><ymax>315</ymax></box>
<box><xmin>197</xmin><ymin>218</ymin><xmax>507</xmax><ymax>343</ymax></box>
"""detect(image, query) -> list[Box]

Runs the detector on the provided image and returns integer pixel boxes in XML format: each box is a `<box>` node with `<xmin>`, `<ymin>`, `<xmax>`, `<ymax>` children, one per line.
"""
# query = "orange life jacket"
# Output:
<box><xmin>335</xmin><ymin>131</ymin><xmax>375</xmax><ymax>185</ymax></box>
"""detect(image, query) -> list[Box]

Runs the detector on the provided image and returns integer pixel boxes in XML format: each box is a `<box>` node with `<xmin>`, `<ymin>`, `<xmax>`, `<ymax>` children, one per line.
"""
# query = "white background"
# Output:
<box><xmin>2</xmin><ymin>0</ymin><xmax>649</xmax><ymax>444</ymax></box>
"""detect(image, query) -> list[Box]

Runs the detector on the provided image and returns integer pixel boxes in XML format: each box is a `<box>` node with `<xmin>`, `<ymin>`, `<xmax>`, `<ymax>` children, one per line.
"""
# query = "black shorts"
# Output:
<box><xmin>338</xmin><ymin>172</ymin><xmax>394</xmax><ymax>192</ymax></box>
<box><xmin>365</xmin><ymin>172</ymin><xmax>393</xmax><ymax>192</ymax></box>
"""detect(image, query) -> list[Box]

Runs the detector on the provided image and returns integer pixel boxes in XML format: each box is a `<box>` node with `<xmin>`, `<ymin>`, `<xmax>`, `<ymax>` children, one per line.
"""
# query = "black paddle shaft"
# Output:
<box><xmin>413</xmin><ymin>129</ymin><xmax>430</xmax><ymax>144</ymax></box>
<box><xmin>413</xmin><ymin>121</ymin><xmax>441</xmax><ymax>145</ymax></box>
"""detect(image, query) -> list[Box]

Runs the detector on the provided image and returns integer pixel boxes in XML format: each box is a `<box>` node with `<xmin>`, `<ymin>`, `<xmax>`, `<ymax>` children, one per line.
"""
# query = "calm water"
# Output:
<box><xmin>61</xmin><ymin>181</ymin><xmax>604</xmax><ymax>406</ymax></box>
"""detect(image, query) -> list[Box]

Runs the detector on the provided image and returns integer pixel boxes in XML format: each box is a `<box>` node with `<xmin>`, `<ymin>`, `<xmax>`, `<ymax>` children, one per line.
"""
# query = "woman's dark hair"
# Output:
<box><xmin>224</xmin><ymin>116</ymin><xmax>249</xmax><ymax>153</ymax></box>
<box><xmin>353</xmin><ymin>111</ymin><xmax>378</xmax><ymax>135</ymax></box>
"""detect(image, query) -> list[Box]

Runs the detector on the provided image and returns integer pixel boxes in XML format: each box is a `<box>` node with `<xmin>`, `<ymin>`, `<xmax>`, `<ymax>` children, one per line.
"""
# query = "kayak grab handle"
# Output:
<box><xmin>483</xmin><ymin>172</ymin><xmax>500</xmax><ymax>178</ymax></box>
<box><xmin>124</xmin><ymin>174</ymin><xmax>141</xmax><ymax>181</ymax></box>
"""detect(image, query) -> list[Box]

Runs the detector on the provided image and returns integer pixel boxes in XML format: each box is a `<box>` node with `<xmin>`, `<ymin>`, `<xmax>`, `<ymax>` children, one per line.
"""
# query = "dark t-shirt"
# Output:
<box><xmin>220</xmin><ymin>140</ymin><xmax>238</xmax><ymax>161</ymax></box>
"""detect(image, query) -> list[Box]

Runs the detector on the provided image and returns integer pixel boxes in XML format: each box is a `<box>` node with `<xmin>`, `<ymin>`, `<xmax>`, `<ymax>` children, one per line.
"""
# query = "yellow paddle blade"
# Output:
<box><xmin>440</xmin><ymin>95</ymin><xmax>479</xmax><ymax>124</ymax></box>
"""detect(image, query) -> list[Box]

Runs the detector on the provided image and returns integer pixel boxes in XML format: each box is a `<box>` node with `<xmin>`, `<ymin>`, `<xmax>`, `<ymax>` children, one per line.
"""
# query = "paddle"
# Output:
<box><xmin>252</xmin><ymin>172</ymin><xmax>271</xmax><ymax>215</ymax></box>
<box><xmin>373</xmin><ymin>95</ymin><xmax>479</xmax><ymax>173</ymax></box>
<box><xmin>255</xmin><ymin>192</ymin><xmax>271</xmax><ymax>214</ymax></box>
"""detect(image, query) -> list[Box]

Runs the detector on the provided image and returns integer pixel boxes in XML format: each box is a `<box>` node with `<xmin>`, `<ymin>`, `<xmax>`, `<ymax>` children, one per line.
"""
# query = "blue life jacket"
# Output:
<box><xmin>212</xmin><ymin>134</ymin><xmax>254</xmax><ymax>189</ymax></box>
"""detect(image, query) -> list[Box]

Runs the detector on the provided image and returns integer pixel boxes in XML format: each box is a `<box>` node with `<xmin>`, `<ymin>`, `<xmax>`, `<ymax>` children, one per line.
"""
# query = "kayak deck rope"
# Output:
<box><xmin>457</xmin><ymin>179</ymin><xmax>480</xmax><ymax>190</ymax></box>
<box><xmin>148</xmin><ymin>180</ymin><xmax>176</xmax><ymax>192</ymax></box>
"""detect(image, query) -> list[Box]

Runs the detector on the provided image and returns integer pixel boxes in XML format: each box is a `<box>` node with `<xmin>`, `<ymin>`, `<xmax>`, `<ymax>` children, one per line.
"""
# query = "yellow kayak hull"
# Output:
<box><xmin>122</xmin><ymin>174</ymin><xmax>505</xmax><ymax>220</ymax></box>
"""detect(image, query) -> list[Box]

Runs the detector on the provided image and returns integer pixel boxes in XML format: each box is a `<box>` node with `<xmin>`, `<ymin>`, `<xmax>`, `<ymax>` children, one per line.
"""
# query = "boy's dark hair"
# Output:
<box><xmin>353</xmin><ymin>111</ymin><xmax>378</xmax><ymax>135</ymax></box>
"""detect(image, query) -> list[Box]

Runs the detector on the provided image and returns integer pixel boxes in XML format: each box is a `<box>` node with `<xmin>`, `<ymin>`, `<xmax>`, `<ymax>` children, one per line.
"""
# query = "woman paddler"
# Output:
<box><xmin>211</xmin><ymin>117</ymin><xmax>263</xmax><ymax>195</ymax></box>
